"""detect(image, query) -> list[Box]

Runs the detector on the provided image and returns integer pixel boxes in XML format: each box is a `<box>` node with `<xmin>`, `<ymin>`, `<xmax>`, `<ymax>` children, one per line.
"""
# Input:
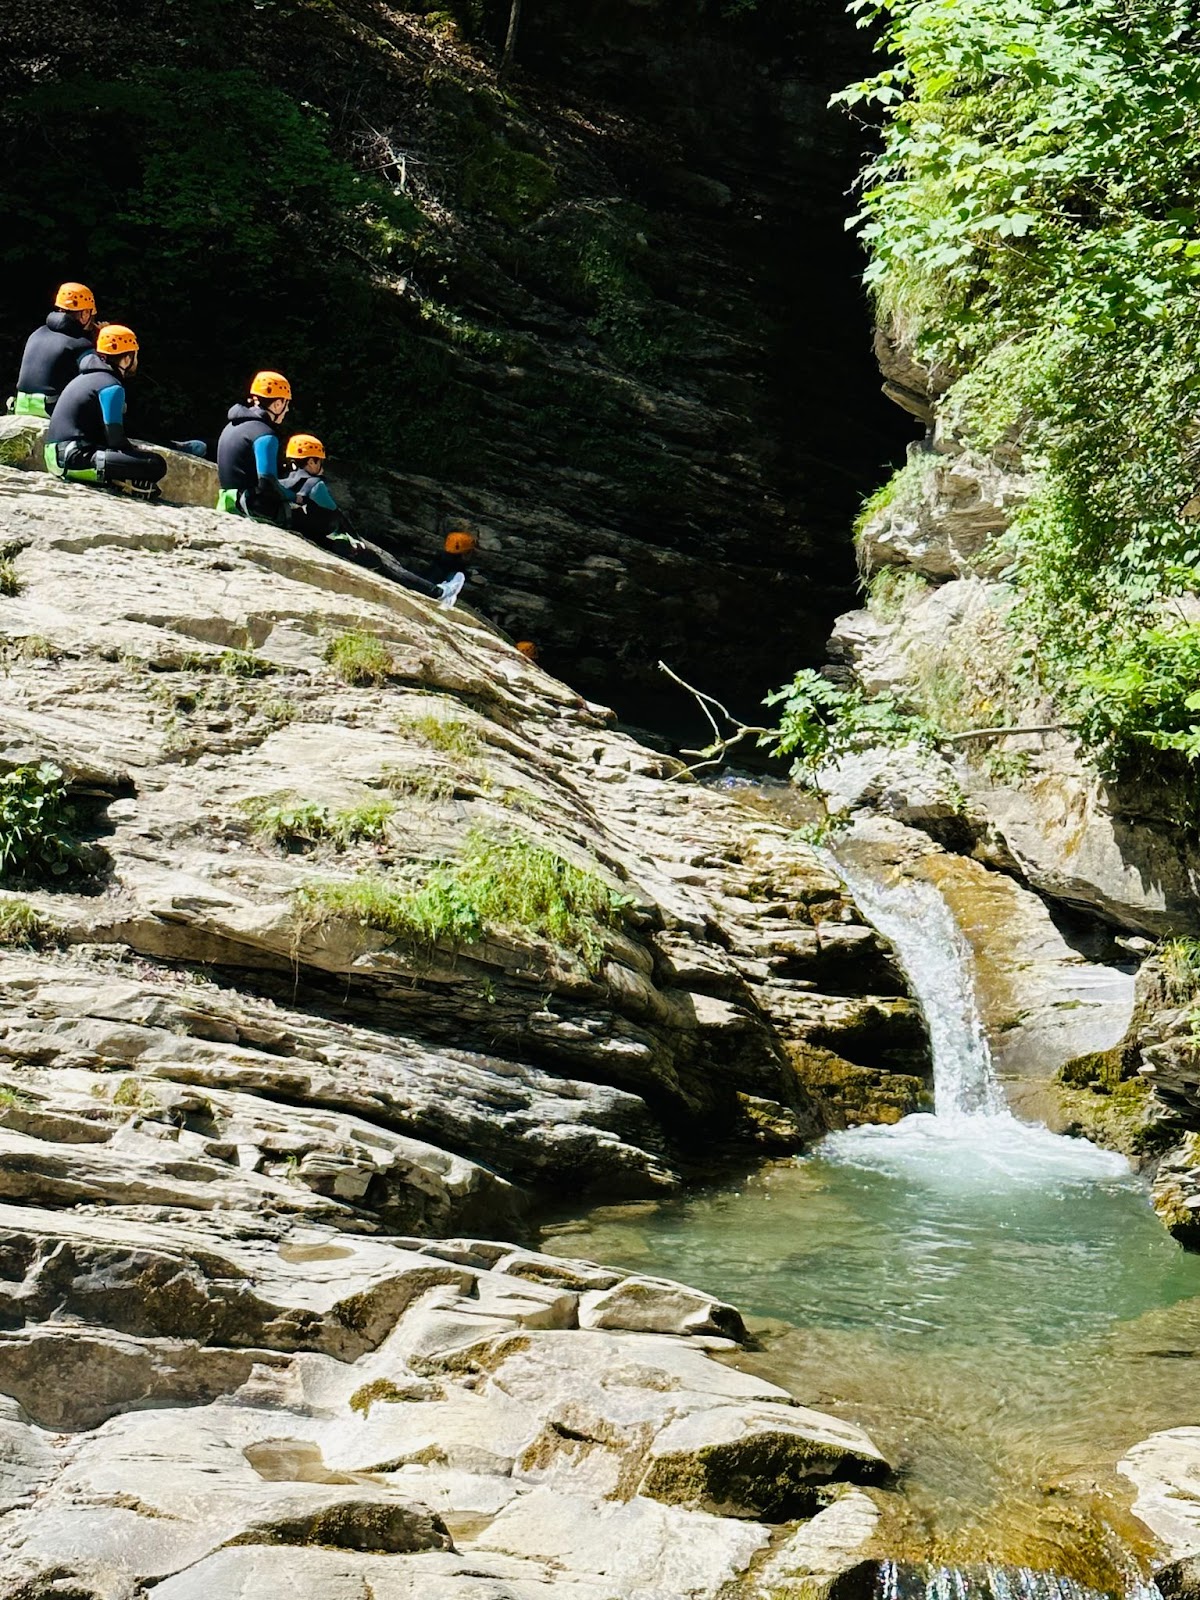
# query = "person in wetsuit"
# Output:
<box><xmin>12</xmin><ymin>283</ymin><xmax>100</xmax><ymax>417</ymax></box>
<box><xmin>44</xmin><ymin>324</ymin><xmax>166</xmax><ymax>494</ymax></box>
<box><xmin>281</xmin><ymin>433</ymin><xmax>465</xmax><ymax>606</ymax></box>
<box><xmin>215</xmin><ymin>371</ymin><xmax>297</xmax><ymax>520</ymax></box>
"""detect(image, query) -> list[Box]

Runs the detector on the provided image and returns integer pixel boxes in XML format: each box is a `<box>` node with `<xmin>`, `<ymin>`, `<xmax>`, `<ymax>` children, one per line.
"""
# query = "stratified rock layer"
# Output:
<box><xmin>0</xmin><ymin>463</ymin><xmax>903</xmax><ymax>1595</ymax></box>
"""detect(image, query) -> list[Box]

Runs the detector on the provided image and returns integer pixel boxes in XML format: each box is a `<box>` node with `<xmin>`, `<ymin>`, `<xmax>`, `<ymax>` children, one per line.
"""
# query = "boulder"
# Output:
<box><xmin>817</xmin><ymin>745</ymin><xmax>964</xmax><ymax>828</ymax></box>
<box><xmin>751</xmin><ymin>1488</ymin><xmax>880</xmax><ymax>1599</ymax></box>
<box><xmin>474</xmin><ymin>1486</ymin><xmax>771</xmax><ymax>1599</ymax></box>
<box><xmin>577</xmin><ymin>1275</ymin><xmax>744</xmax><ymax>1338</ymax></box>
<box><xmin>639</xmin><ymin>1403</ymin><xmax>886</xmax><ymax>1517</ymax></box>
<box><xmin>1119</xmin><ymin>1427</ymin><xmax>1200</xmax><ymax>1558</ymax></box>
<box><xmin>0</xmin><ymin>413</ymin><xmax>217</xmax><ymax>508</ymax></box>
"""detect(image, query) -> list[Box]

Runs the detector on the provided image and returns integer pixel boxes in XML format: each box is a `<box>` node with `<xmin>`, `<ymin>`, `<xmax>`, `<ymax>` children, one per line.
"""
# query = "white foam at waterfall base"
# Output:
<box><xmin>822</xmin><ymin>853</ymin><xmax>1129</xmax><ymax>1187</ymax></box>
<box><xmin>876</xmin><ymin>1560</ymin><xmax>1162</xmax><ymax>1600</ymax></box>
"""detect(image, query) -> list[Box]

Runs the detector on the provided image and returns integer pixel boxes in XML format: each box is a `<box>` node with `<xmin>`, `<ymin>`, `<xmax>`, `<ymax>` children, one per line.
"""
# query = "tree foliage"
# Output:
<box><xmin>837</xmin><ymin>0</ymin><xmax>1200</xmax><ymax>804</ymax></box>
<box><xmin>764</xmin><ymin>669</ymin><xmax>934</xmax><ymax>778</ymax></box>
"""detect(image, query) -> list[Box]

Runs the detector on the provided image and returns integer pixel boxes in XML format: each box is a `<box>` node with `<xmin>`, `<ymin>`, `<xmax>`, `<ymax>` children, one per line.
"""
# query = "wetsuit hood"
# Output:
<box><xmin>46</xmin><ymin>309</ymin><xmax>89</xmax><ymax>338</ymax></box>
<box><xmin>226</xmin><ymin>402</ymin><xmax>269</xmax><ymax>425</ymax></box>
<box><xmin>79</xmin><ymin>351</ymin><xmax>118</xmax><ymax>380</ymax></box>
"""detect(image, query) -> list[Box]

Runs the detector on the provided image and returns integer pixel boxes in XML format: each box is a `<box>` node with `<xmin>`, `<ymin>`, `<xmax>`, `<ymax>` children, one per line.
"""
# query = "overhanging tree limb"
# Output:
<box><xmin>657</xmin><ymin>661</ymin><xmax>770</xmax><ymax>779</ymax></box>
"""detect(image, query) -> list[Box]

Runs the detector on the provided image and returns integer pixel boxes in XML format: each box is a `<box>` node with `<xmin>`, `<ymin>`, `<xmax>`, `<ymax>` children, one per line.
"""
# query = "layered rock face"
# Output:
<box><xmin>0</xmin><ymin>454</ymin><xmax>912</xmax><ymax>1594</ymax></box>
<box><xmin>833</xmin><ymin>340</ymin><xmax>1200</xmax><ymax>1232</ymax></box>
<box><xmin>847</xmin><ymin>461</ymin><xmax>1200</xmax><ymax>939</ymax></box>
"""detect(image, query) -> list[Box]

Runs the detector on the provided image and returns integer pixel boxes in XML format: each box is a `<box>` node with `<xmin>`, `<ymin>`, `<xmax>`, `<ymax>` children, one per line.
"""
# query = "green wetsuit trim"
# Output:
<box><xmin>15</xmin><ymin>393</ymin><xmax>50</xmax><ymax>418</ymax></box>
<box><xmin>43</xmin><ymin>441</ymin><xmax>98</xmax><ymax>483</ymax></box>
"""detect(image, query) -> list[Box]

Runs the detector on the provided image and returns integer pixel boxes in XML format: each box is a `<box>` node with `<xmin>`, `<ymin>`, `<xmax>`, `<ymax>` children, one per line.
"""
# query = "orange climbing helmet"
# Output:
<box><xmin>55</xmin><ymin>282</ymin><xmax>96</xmax><ymax>313</ymax></box>
<box><xmin>515</xmin><ymin>640</ymin><xmax>539</xmax><ymax>661</ymax></box>
<box><xmin>286</xmin><ymin>433</ymin><xmax>325</xmax><ymax>461</ymax></box>
<box><xmin>96</xmin><ymin>324</ymin><xmax>139</xmax><ymax>355</ymax></box>
<box><xmin>444</xmin><ymin>530</ymin><xmax>477</xmax><ymax>556</ymax></box>
<box><xmin>250</xmin><ymin>370</ymin><xmax>292</xmax><ymax>400</ymax></box>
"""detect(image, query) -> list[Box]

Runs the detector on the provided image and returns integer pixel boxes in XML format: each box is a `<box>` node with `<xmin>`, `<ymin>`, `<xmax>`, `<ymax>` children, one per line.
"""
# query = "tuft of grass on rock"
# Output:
<box><xmin>0</xmin><ymin>898</ymin><xmax>57</xmax><ymax>949</ymax></box>
<box><xmin>866</xmin><ymin>566</ymin><xmax>931</xmax><ymax>623</ymax></box>
<box><xmin>398</xmin><ymin>713</ymin><xmax>482</xmax><ymax>759</ymax></box>
<box><xmin>177</xmin><ymin>648</ymin><xmax>276</xmax><ymax>678</ymax></box>
<box><xmin>112</xmin><ymin>1076</ymin><xmax>157</xmax><ymax>1112</ymax></box>
<box><xmin>382</xmin><ymin>766</ymin><xmax>456</xmax><ymax>805</ymax></box>
<box><xmin>260</xmin><ymin>696</ymin><xmax>298</xmax><ymax>727</ymax></box>
<box><xmin>219</xmin><ymin>649</ymin><xmax>276</xmax><ymax>679</ymax></box>
<box><xmin>1161</xmin><ymin>937</ymin><xmax>1200</xmax><ymax>1005</ymax></box>
<box><xmin>324</xmin><ymin>630</ymin><xmax>394</xmax><ymax>686</ymax></box>
<box><xmin>294</xmin><ymin>829</ymin><xmax>629</xmax><ymax>971</ymax></box>
<box><xmin>2</xmin><ymin>634</ymin><xmax>57</xmax><ymax>665</ymax></box>
<box><xmin>239</xmin><ymin>792</ymin><xmax>394</xmax><ymax>852</ymax></box>
<box><xmin>0</xmin><ymin>560</ymin><xmax>23</xmax><ymax>598</ymax></box>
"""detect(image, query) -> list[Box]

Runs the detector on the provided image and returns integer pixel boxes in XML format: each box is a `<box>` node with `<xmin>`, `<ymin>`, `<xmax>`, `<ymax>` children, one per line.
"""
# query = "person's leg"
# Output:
<box><xmin>98</xmin><ymin>448</ymin><xmax>166</xmax><ymax>486</ymax></box>
<box><xmin>48</xmin><ymin>441</ymin><xmax>100</xmax><ymax>483</ymax></box>
<box><xmin>365</xmin><ymin>540</ymin><xmax>444</xmax><ymax>599</ymax></box>
<box><xmin>300</xmin><ymin>519</ymin><xmax>443</xmax><ymax>598</ymax></box>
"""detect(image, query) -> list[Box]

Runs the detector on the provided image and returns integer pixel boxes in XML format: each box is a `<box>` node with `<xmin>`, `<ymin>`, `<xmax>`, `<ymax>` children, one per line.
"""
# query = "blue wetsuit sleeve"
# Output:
<box><xmin>253</xmin><ymin>433</ymin><xmax>296</xmax><ymax>500</ymax></box>
<box><xmin>99</xmin><ymin>382</ymin><xmax>128</xmax><ymax>448</ymax></box>
<box><xmin>99</xmin><ymin>384</ymin><xmax>124</xmax><ymax>425</ymax></box>
<box><xmin>307</xmin><ymin>479</ymin><xmax>338</xmax><ymax>511</ymax></box>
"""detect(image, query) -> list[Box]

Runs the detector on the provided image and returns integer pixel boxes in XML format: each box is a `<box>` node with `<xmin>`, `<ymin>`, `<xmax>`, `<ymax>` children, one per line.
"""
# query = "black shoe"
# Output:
<box><xmin>113</xmin><ymin>479</ymin><xmax>163</xmax><ymax>503</ymax></box>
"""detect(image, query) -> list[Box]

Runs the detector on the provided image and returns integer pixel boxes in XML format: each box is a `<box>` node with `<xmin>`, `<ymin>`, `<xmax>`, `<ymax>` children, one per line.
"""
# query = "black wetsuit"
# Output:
<box><xmin>216</xmin><ymin>403</ymin><xmax>293</xmax><ymax>519</ymax></box>
<box><xmin>15</xmin><ymin>310</ymin><xmax>95</xmax><ymax>413</ymax></box>
<box><xmin>45</xmin><ymin>353</ymin><xmax>165</xmax><ymax>484</ymax></box>
<box><xmin>281</xmin><ymin>468</ymin><xmax>440</xmax><ymax>598</ymax></box>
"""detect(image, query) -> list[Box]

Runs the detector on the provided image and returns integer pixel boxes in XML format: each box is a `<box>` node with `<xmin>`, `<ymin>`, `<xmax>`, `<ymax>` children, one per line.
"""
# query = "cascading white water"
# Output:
<box><xmin>555</xmin><ymin>817</ymin><xmax>1200</xmax><ymax>1595</ymax></box>
<box><xmin>833</xmin><ymin>859</ymin><xmax>1004</xmax><ymax>1118</ymax></box>
<box><xmin>819</xmin><ymin>847</ymin><xmax>1128</xmax><ymax>1184</ymax></box>
<box><xmin>876</xmin><ymin>1560</ymin><xmax>1162</xmax><ymax>1600</ymax></box>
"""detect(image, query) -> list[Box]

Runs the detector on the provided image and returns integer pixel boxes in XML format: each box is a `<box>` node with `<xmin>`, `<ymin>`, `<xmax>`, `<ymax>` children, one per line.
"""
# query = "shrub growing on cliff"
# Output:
<box><xmin>839</xmin><ymin>0</ymin><xmax>1200</xmax><ymax>806</ymax></box>
<box><xmin>295</xmin><ymin>830</ymin><xmax>629</xmax><ymax>971</ymax></box>
<box><xmin>764</xmin><ymin>669</ymin><xmax>935</xmax><ymax>779</ymax></box>
<box><xmin>0</xmin><ymin>764</ymin><xmax>79</xmax><ymax>884</ymax></box>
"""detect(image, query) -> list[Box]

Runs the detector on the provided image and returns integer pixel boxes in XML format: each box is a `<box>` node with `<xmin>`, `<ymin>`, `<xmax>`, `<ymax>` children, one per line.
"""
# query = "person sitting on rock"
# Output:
<box><xmin>44</xmin><ymin>325</ymin><xmax>166</xmax><ymax>497</ymax></box>
<box><xmin>215</xmin><ymin>371</ymin><xmax>297</xmax><ymax>521</ymax></box>
<box><xmin>281</xmin><ymin>433</ymin><xmax>465</xmax><ymax>607</ymax></box>
<box><xmin>11</xmin><ymin>283</ymin><xmax>101</xmax><ymax>418</ymax></box>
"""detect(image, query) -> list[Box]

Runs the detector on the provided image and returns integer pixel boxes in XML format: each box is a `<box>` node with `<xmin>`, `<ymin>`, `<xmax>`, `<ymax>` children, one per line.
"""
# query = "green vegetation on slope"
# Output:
<box><xmin>295</xmin><ymin>828</ymin><xmax>629</xmax><ymax>971</ymax></box>
<box><xmin>0</xmin><ymin>764</ymin><xmax>80</xmax><ymax>884</ymax></box>
<box><xmin>837</xmin><ymin>0</ymin><xmax>1200</xmax><ymax>815</ymax></box>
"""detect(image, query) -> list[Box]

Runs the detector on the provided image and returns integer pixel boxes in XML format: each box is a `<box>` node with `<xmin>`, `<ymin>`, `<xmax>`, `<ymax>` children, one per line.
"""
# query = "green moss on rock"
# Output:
<box><xmin>642</xmin><ymin>1432</ymin><xmax>884</xmax><ymax>1522</ymax></box>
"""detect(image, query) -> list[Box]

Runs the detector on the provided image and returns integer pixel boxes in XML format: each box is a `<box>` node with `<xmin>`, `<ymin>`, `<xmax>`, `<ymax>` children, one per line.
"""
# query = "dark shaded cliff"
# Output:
<box><xmin>0</xmin><ymin>0</ymin><xmax>912</xmax><ymax>725</ymax></box>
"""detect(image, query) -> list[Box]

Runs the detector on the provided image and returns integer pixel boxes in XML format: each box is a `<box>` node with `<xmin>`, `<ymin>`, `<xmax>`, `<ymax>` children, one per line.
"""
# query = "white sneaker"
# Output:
<box><xmin>437</xmin><ymin>571</ymin><xmax>466</xmax><ymax>609</ymax></box>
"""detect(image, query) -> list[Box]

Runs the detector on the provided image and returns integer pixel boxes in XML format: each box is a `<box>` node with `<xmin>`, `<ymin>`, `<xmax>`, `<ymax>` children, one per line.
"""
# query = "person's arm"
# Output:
<box><xmin>305</xmin><ymin>478</ymin><xmax>338</xmax><ymax>515</ymax></box>
<box><xmin>98</xmin><ymin>382</ymin><xmax>132</xmax><ymax>450</ymax></box>
<box><xmin>252</xmin><ymin>433</ymin><xmax>296</xmax><ymax>501</ymax></box>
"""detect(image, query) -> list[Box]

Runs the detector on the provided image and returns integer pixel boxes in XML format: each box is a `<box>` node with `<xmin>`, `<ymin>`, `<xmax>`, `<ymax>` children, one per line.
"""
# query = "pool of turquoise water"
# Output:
<box><xmin>539</xmin><ymin>1114</ymin><xmax>1200</xmax><ymax>1571</ymax></box>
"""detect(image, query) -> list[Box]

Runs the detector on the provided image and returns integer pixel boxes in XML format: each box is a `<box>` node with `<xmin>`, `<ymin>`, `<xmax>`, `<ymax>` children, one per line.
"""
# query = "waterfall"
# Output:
<box><xmin>876</xmin><ymin>1560</ymin><xmax>1163</xmax><ymax>1600</ymax></box>
<box><xmin>832</xmin><ymin>857</ymin><xmax>1004</xmax><ymax>1118</ymax></box>
<box><xmin>817</xmin><ymin>846</ymin><xmax>1130</xmax><ymax>1181</ymax></box>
